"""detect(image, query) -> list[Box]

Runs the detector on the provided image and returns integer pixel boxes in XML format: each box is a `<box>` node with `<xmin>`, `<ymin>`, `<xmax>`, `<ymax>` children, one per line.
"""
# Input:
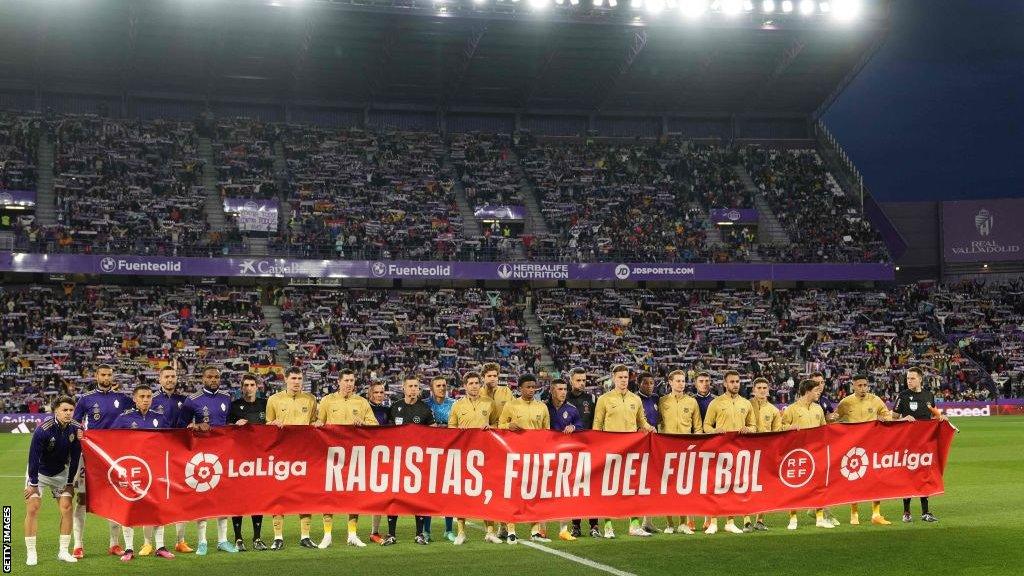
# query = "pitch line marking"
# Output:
<box><xmin>466</xmin><ymin>522</ymin><xmax>638</xmax><ymax>576</ymax></box>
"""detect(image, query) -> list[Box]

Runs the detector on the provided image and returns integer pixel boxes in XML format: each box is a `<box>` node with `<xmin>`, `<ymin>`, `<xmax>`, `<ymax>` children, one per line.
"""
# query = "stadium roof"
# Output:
<box><xmin>0</xmin><ymin>0</ymin><xmax>890</xmax><ymax>119</ymax></box>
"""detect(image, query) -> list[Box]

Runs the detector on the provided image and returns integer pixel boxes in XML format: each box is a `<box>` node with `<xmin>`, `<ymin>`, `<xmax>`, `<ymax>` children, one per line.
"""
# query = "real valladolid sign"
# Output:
<box><xmin>83</xmin><ymin>421</ymin><xmax>954</xmax><ymax>525</ymax></box>
<box><xmin>0</xmin><ymin>252</ymin><xmax>894</xmax><ymax>281</ymax></box>
<box><xmin>942</xmin><ymin>199</ymin><xmax>1024</xmax><ymax>262</ymax></box>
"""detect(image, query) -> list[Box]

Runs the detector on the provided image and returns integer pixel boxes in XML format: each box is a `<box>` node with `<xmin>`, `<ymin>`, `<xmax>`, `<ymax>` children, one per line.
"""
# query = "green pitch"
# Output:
<box><xmin>3</xmin><ymin>417</ymin><xmax>1022</xmax><ymax>576</ymax></box>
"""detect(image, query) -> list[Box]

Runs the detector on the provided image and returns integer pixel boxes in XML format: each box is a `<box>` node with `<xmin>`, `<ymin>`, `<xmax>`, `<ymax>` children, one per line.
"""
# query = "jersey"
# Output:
<box><xmin>448</xmin><ymin>397</ymin><xmax>495</xmax><ymax>429</ymax></box>
<box><xmin>28</xmin><ymin>417</ymin><xmax>83</xmax><ymax>485</ymax></box>
<box><xmin>498</xmin><ymin>398</ymin><xmax>551</xmax><ymax>430</ymax></box>
<box><xmin>639</xmin><ymin>391</ymin><xmax>661</xmax><ymax>428</ymax></box>
<box><xmin>425</xmin><ymin>395</ymin><xmax>456</xmax><ymax>426</ymax></box>
<box><xmin>389</xmin><ymin>400</ymin><xmax>435</xmax><ymax>426</ymax></box>
<box><xmin>317</xmin><ymin>392</ymin><xmax>378</xmax><ymax>426</ymax></box>
<box><xmin>893</xmin><ymin>388</ymin><xmax>936</xmax><ymax>421</ymax></box>
<box><xmin>229</xmin><ymin>397</ymin><xmax>268</xmax><ymax>425</ymax></box>
<box><xmin>370</xmin><ymin>401</ymin><xmax>390</xmax><ymax>426</ymax></box>
<box><xmin>178</xmin><ymin>388</ymin><xmax>233</xmax><ymax>427</ymax></box>
<box><xmin>151</xmin><ymin>390</ymin><xmax>188</xmax><ymax>428</ymax></box>
<box><xmin>750</xmin><ymin>399</ymin><xmax>783</xmax><ymax>432</ymax></box>
<box><xmin>112</xmin><ymin>409</ymin><xmax>169</xmax><ymax>430</ymax></box>
<box><xmin>547</xmin><ymin>400</ymin><xmax>583</xmax><ymax>432</ymax></box>
<box><xmin>265</xmin><ymin>391</ymin><xmax>317</xmax><ymax>425</ymax></box>
<box><xmin>73</xmin><ymin>388</ymin><xmax>132</xmax><ymax>430</ymax></box>
<box><xmin>702</xmin><ymin>394</ymin><xmax>756</xmax><ymax>433</ymax></box>
<box><xmin>480</xmin><ymin>385</ymin><xmax>514</xmax><ymax>422</ymax></box>
<box><xmin>781</xmin><ymin>401</ymin><xmax>827</xmax><ymax>430</ymax></box>
<box><xmin>836</xmin><ymin>393</ymin><xmax>891</xmax><ymax>423</ymax></box>
<box><xmin>657</xmin><ymin>393</ymin><xmax>703</xmax><ymax>434</ymax></box>
<box><xmin>694</xmin><ymin>392</ymin><xmax>717</xmax><ymax>421</ymax></box>
<box><xmin>593</xmin><ymin>390</ymin><xmax>651</xmax><ymax>433</ymax></box>
<box><xmin>566</xmin><ymin>388</ymin><xmax>597</xmax><ymax>429</ymax></box>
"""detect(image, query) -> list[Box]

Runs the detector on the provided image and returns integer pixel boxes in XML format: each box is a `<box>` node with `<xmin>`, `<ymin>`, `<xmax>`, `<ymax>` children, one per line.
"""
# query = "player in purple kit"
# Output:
<box><xmin>148</xmin><ymin>365</ymin><xmax>193</xmax><ymax>555</ymax></box>
<box><xmin>111</xmin><ymin>385</ymin><xmax>174</xmax><ymax>562</ymax></box>
<box><xmin>177</xmin><ymin>366</ymin><xmax>239</xmax><ymax>556</ymax></box>
<box><xmin>24</xmin><ymin>396</ymin><xmax>81</xmax><ymax>566</ymax></box>
<box><xmin>70</xmin><ymin>364</ymin><xmax>131</xmax><ymax>559</ymax></box>
<box><xmin>546</xmin><ymin>378</ymin><xmax>583</xmax><ymax>542</ymax></box>
<box><xmin>565</xmin><ymin>368</ymin><xmax>600</xmax><ymax>538</ymax></box>
<box><xmin>637</xmin><ymin>372</ymin><xmax>662</xmax><ymax>534</ymax></box>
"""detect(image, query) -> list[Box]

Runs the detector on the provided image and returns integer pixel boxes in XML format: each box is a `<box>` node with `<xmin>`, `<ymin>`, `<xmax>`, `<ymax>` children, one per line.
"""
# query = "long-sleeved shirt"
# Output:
<box><xmin>112</xmin><ymin>409</ymin><xmax>169</xmax><ymax>430</ymax></box>
<box><xmin>781</xmin><ymin>400</ymin><xmax>826</xmax><ymax>430</ymax></box>
<box><xmin>703</xmin><ymin>394</ymin><xmax>755</xmax><ymax>433</ymax></box>
<box><xmin>566</xmin><ymin>389</ymin><xmax>597</xmax><ymax>430</ymax></box>
<box><xmin>547</xmin><ymin>400</ymin><xmax>583</xmax><ymax>432</ymax></box>
<box><xmin>177</xmin><ymin>387</ymin><xmax>233</xmax><ymax>427</ymax></box>
<box><xmin>265</xmin><ymin>391</ymin><xmax>317</xmax><ymax>425</ymax></box>
<box><xmin>750</xmin><ymin>398</ymin><xmax>783</xmax><ymax>432</ymax></box>
<box><xmin>73</xmin><ymin>388</ymin><xmax>132</xmax><ymax>430</ymax></box>
<box><xmin>27</xmin><ymin>417</ymin><xmax>83</xmax><ymax>485</ymax></box>
<box><xmin>425</xmin><ymin>395</ymin><xmax>456</xmax><ymax>426</ymax></box>
<box><xmin>498</xmin><ymin>398</ymin><xmax>551</xmax><ymax>430</ymax></box>
<box><xmin>317</xmin><ymin>392</ymin><xmax>378</xmax><ymax>426</ymax></box>
<box><xmin>151</xmin><ymin>390</ymin><xmax>188</xmax><ymax>429</ymax></box>
<box><xmin>639</xmin><ymin>391</ymin><xmax>661</xmax><ymax>428</ymax></box>
<box><xmin>448</xmin><ymin>397</ymin><xmax>495</xmax><ymax>429</ymax></box>
<box><xmin>694</xmin><ymin>392</ymin><xmax>716</xmax><ymax>421</ymax></box>
<box><xmin>658</xmin><ymin>393</ymin><xmax>703</xmax><ymax>434</ymax></box>
<box><xmin>836</xmin><ymin>393</ymin><xmax>891</xmax><ymax>423</ymax></box>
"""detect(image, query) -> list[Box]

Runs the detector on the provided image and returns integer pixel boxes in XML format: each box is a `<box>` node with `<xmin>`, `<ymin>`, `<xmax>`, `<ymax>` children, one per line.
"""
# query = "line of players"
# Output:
<box><xmin>23</xmin><ymin>361</ymin><xmax>944</xmax><ymax>566</ymax></box>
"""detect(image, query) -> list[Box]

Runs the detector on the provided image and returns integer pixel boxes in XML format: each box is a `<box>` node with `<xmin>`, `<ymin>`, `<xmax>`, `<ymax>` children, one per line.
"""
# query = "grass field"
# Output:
<box><xmin>3</xmin><ymin>417</ymin><xmax>1023</xmax><ymax>576</ymax></box>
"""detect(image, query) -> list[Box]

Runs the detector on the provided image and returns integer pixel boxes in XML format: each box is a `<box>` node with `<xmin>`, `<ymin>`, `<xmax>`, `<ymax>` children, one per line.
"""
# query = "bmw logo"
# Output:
<box><xmin>371</xmin><ymin>262</ymin><xmax>388</xmax><ymax>277</ymax></box>
<box><xmin>100</xmin><ymin>257</ymin><xmax>117</xmax><ymax>272</ymax></box>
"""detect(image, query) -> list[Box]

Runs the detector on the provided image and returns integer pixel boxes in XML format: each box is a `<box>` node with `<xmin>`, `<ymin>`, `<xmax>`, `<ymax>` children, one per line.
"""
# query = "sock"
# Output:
<box><xmin>59</xmin><ymin>534</ymin><xmax>71</xmax><ymax>554</ymax></box>
<box><xmin>559</xmin><ymin>522</ymin><xmax>568</xmax><ymax>534</ymax></box>
<box><xmin>572</xmin><ymin>519</ymin><xmax>581</xmax><ymax>530</ymax></box>
<box><xmin>445</xmin><ymin>517</ymin><xmax>453</xmax><ymax>532</ymax></box>
<box><xmin>872</xmin><ymin>502</ymin><xmax>881</xmax><ymax>517</ymax></box>
<box><xmin>485</xmin><ymin>523</ymin><xmax>495</xmax><ymax>535</ymax></box>
<box><xmin>415</xmin><ymin>516</ymin><xmax>425</xmax><ymax>536</ymax></box>
<box><xmin>154</xmin><ymin>526</ymin><xmax>165</xmax><ymax>550</ymax></box>
<box><xmin>789</xmin><ymin>512</ymin><xmax>798</xmax><ymax>521</ymax></box>
<box><xmin>197</xmin><ymin>520</ymin><xmax>208</xmax><ymax>545</ymax></box>
<box><xmin>531</xmin><ymin>523</ymin><xmax>543</xmax><ymax>535</ymax></box>
<box><xmin>25</xmin><ymin>536</ymin><xmax>36</xmax><ymax>556</ymax></box>
<box><xmin>902</xmin><ymin>498</ymin><xmax>911</xmax><ymax>514</ymax></box>
<box><xmin>321</xmin><ymin>515</ymin><xmax>332</xmax><ymax>537</ymax></box>
<box><xmin>252</xmin><ymin>516</ymin><xmax>263</xmax><ymax>539</ymax></box>
<box><xmin>371</xmin><ymin>515</ymin><xmax>380</xmax><ymax>535</ymax></box>
<box><xmin>72</xmin><ymin>505</ymin><xmax>85</xmax><ymax>549</ymax></box>
<box><xmin>921</xmin><ymin>497</ymin><xmax>930</xmax><ymax>515</ymax></box>
<box><xmin>143</xmin><ymin>526</ymin><xmax>154</xmax><ymax>546</ymax></box>
<box><xmin>815</xmin><ymin>510</ymin><xmax>825</xmax><ymax>522</ymax></box>
<box><xmin>273</xmin><ymin>516</ymin><xmax>284</xmax><ymax>540</ymax></box>
<box><xmin>122</xmin><ymin>527</ymin><xmax>134</xmax><ymax>551</ymax></box>
<box><xmin>300</xmin><ymin>516</ymin><xmax>311</xmax><ymax>539</ymax></box>
<box><xmin>422</xmin><ymin>516</ymin><xmax>432</xmax><ymax>534</ymax></box>
<box><xmin>175</xmin><ymin>522</ymin><xmax>186</xmax><ymax>543</ymax></box>
<box><xmin>851</xmin><ymin>503</ymin><xmax>860</xmax><ymax>516</ymax></box>
<box><xmin>348</xmin><ymin>517</ymin><xmax>359</xmax><ymax>537</ymax></box>
<box><xmin>109</xmin><ymin>521</ymin><xmax>120</xmax><ymax>547</ymax></box>
<box><xmin>589</xmin><ymin>519</ymin><xmax>599</xmax><ymax>529</ymax></box>
<box><xmin>456</xmin><ymin>519</ymin><xmax>466</xmax><ymax>536</ymax></box>
<box><xmin>743</xmin><ymin>515</ymin><xmax>751</xmax><ymax>525</ymax></box>
<box><xmin>217</xmin><ymin>518</ymin><xmax>228</xmax><ymax>544</ymax></box>
<box><xmin>506</xmin><ymin>522</ymin><xmax>516</xmax><ymax>536</ymax></box>
<box><xmin>629</xmin><ymin>518</ymin><xmax>640</xmax><ymax>528</ymax></box>
<box><xmin>726</xmin><ymin>517</ymin><xmax>737</xmax><ymax>526</ymax></box>
<box><xmin>232</xmin><ymin>517</ymin><xmax>243</xmax><ymax>541</ymax></box>
<box><xmin>387</xmin><ymin>516</ymin><xmax>398</xmax><ymax>536</ymax></box>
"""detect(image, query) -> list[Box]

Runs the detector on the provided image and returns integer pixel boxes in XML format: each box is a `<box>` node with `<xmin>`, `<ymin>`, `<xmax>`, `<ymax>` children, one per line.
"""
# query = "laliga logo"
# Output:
<box><xmin>100</xmin><ymin>257</ymin><xmax>117</xmax><ymax>273</ymax></box>
<box><xmin>614</xmin><ymin>264</ymin><xmax>631</xmax><ymax>280</ymax></box>
<box><xmin>725</xmin><ymin>210</ymin><xmax>742</xmax><ymax>221</ymax></box>
<box><xmin>975</xmin><ymin>209</ymin><xmax>993</xmax><ymax>237</ymax></box>
<box><xmin>107</xmin><ymin>456</ymin><xmax>153</xmax><ymax>501</ymax></box>
<box><xmin>371</xmin><ymin>262</ymin><xmax>388</xmax><ymax>277</ymax></box>
<box><xmin>840</xmin><ymin>447</ymin><xmax>870</xmax><ymax>481</ymax></box>
<box><xmin>185</xmin><ymin>452</ymin><xmax>223</xmax><ymax>493</ymax></box>
<box><xmin>497</xmin><ymin>263</ymin><xmax>513</xmax><ymax>279</ymax></box>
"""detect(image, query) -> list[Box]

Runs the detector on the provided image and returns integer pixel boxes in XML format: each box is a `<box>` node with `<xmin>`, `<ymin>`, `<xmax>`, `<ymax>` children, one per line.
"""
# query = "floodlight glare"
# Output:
<box><xmin>721</xmin><ymin>0</ymin><xmax>743</xmax><ymax>14</ymax></box>
<box><xmin>594</xmin><ymin>0</ymin><xmax>605</xmax><ymax>5</ymax></box>
<box><xmin>679</xmin><ymin>0</ymin><xmax>708</xmax><ymax>17</ymax></box>
<box><xmin>799</xmin><ymin>0</ymin><xmax>815</xmax><ymax>14</ymax></box>
<box><xmin>529</xmin><ymin>0</ymin><xmax>549</xmax><ymax>8</ymax></box>
<box><xmin>609</xmin><ymin>0</ymin><xmax>618</xmax><ymax>7</ymax></box>
<box><xmin>781</xmin><ymin>0</ymin><xmax>793</xmax><ymax>12</ymax></box>
<box><xmin>832</xmin><ymin>0</ymin><xmax>861</xmax><ymax>20</ymax></box>
<box><xmin>819</xmin><ymin>1</ymin><xmax>831</xmax><ymax>13</ymax></box>
<box><xmin>647</xmin><ymin>0</ymin><xmax>665</xmax><ymax>13</ymax></box>
<box><xmin>631</xmin><ymin>0</ymin><xmax>644</xmax><ymax>9</ymax></box>
<box><xmin>743</xmin><ymin>0</ymin><xmax>754</xmax><ymax>11</ymax></box>
<box><xmin>570</xmin><ymin>0</ymin><xmax>580</xmax><ymax>5</ymax></box>
<box><xmin>762</xmin><ymin>0</ymin><xmax>775</xmax><ymax>12</ymax></box>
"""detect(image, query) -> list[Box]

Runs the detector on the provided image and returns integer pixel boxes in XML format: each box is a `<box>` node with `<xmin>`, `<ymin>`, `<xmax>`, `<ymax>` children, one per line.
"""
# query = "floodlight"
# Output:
<box><xmin>679</xmin><ymin>0</ymin><xmax>707</xmax><ymax>17</ymax></box>
<box><xmin>781</xmin><ymin>0</ymin><xmax>793</xmax><ymax>12</ymax></box>
<box><xmin>799</xmin><ymin>0</ymin><xmax>815</xmax><ymax>14</ymax></box>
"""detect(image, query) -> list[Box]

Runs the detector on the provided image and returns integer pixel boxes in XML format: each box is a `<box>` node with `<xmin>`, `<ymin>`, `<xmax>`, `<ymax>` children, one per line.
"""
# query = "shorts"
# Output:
<box><xmin>73</xmin><ymin>454</ymin><xmax>86</xmax><ymax>493</ymax></box>
<box><xmin>25</xmin><ymin>467</ymin><xmax>73</xmax><ymax>499</ymax></box>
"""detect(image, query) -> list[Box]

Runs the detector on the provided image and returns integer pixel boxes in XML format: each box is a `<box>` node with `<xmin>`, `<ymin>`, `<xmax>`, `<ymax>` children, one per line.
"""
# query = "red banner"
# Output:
<box><xmin>82</xmin><ymin>421</ymin><xmax>955</xmax><ymax>526</ymax></box>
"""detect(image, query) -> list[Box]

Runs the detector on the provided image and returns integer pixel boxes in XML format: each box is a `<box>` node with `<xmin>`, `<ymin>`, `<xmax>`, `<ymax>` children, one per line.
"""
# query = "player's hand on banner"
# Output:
<box><xmin>235</xmin><ymin>419</ymin><xmax>248</xmax><ymax>426</ymax></box>
<box><xmin>508</xmin><ymin>423</ymin><xmax>523</xmax><ymax>432</ymax></box>
<box><xmin>313</xmin><ymin>421</ymin><xmax>325</xmax><ymax>428</ymax></box>
<box><xmin>562</xmin><ymin>425</ymin><xmax>576</xmax><ymax>434</ymax></box>
<box><xmin>269</xmin><ymin>420</ymin><xmax>285</xmax><ymax>428</ymax></box>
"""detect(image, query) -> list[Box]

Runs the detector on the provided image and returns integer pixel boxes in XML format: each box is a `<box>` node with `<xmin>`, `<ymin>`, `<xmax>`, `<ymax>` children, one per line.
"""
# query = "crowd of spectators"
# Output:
<box><xmin>14</xmin><ymin>116</ymin><xmax>238</xmax><ymax>256</ymax></box>
<box><xmin>742</xmin><ymin>146</ymin><xmax>889</xmax><ymax>263</ymax></box>
<box><xmin>0</xmin><ymin>112</ymin><xmax>41</xmax><ymax>192</ymax></box>
<box><xmin>275</xmin><ymin>287</ymin><xmax>539</xmax><ymax>396</ymax></box>
<box><xmin>272</xmin><ymin>126</ymin><xmax>465</xmax><ymax>260</ymax></box>
<box><xmin>215</xmin><ymin>118</ymin><xmax>280</xmax><ymax>200</ymax></box>
<box><xmin>0</xmin><ymin>284</ymin><xmax>279</xmax><ymax>412</ymax></box>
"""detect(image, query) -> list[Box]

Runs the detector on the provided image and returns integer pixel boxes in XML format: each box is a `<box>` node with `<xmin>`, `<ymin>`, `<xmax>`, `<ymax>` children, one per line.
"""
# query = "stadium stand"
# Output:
<box><xmin>0</xmin><ymin>112</ymin><xmax>40</xmax><ymax>192</ymax></box>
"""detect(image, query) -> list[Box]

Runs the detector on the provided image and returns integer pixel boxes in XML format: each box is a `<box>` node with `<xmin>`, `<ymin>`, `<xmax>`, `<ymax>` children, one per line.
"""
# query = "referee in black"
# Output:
<box><xmin>386</xmin><ymin>375</ymin><xmax>435</xmax><ymax>545</ymax></box>
<box><xmin>892</xmin><ymin>367</ymin><xmax>945</xmax><ymax>524</ymax></box>
<box><xmin>229</xmin><ymin>374</ymin><xmax>270</xmax><ymax>550</ymax></box>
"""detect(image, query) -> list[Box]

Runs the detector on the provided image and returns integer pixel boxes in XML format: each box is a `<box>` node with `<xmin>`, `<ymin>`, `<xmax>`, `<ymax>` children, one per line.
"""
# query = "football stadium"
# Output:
<box><xmin>2</xmin><ymin>0</ymin><xmax>1023</xmax><ymax>575</ymax></box>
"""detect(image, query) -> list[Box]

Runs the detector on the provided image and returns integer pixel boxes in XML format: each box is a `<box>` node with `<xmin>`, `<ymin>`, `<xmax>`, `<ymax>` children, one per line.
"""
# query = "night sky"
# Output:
<box><xmin>824</xmin><ymin>0</ymin><xmax>1024</xmax><ymax>202</ymax></box>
